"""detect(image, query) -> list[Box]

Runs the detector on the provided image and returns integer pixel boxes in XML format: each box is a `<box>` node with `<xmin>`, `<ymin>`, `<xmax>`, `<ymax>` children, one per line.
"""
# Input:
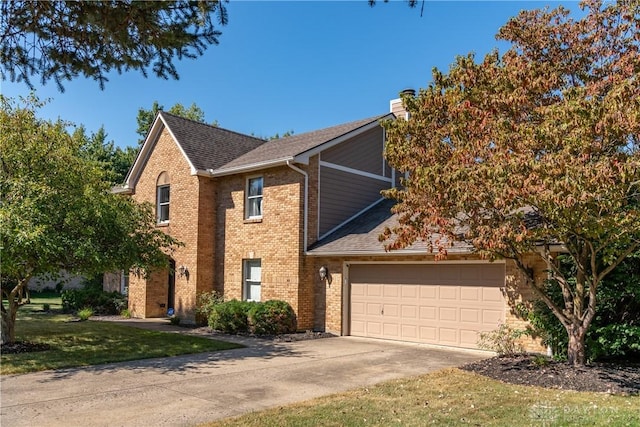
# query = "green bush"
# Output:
<box><xmin>120</xmin><ymin>308</ymin><xmax>131</xmax><ymax>318</ymax></box>
<box><xmin>208</xmin><ymin>299</ymin><xmax>255</xmax><ymax>334</ymax></box>
<box><xmin>248</xmin><ymin>300</ymin><xmax>297</xmax><ymax>335</ymax></box>
<box><xmin>61</xmin><ymin>277</ymin><xmax>127</xmax><ymax>315</ymax></box>
<box><xmin>477</xmin><ymin>323</ymin><xmax>525</xmax><ymax>356</ymax></box>
<box><xmin>525</xmin><ymin>253</ymin><xmax>640</xmax><ymax>361</ymax></box>
<box><xmin>196</xmin><ymin>290</ymin><xmax>224</xmax><ymax>324</ymax></box>
<box><xmin>77</xmin><ymin>307</ymin><xmax>94</xmax><ymax>321</ymax></box>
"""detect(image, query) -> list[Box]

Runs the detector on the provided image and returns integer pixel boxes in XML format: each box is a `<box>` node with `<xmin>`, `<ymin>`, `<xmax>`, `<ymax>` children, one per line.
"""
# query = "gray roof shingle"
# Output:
<box><xmin>307</xmin><ymin>199</ymin><xmax>473</xmax><ymax>255</ymax></box>
<box><xmin>159</xmin><ymin>111</ymin><xmax>266</xmax><ymax>171</ymax></box>
<box><xmin>214</xmin><ymin>115</ymin><xmax>389</xmax><ymax>174</ymax></box>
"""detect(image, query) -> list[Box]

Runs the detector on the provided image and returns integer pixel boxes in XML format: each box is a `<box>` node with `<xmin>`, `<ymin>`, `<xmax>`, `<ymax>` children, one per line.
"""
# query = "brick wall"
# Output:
<box><xmin>215</xmin><ymin>165</ymin><xmax>315</xmax><ymax>330</ymax></box>
<box><xmin>128</xmin><ymin>126</ymin><xmax>215</xmax><ymax>322</ymax></box>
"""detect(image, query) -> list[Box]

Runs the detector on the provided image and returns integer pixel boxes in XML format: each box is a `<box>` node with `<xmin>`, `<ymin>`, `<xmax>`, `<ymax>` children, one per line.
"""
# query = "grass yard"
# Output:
<box><xmin>205</xmin><ymin>368</ymin><xmax>640</xmax><ymax>427</ymax></box>
<box><xmin>1</xmin><ymin>292</ymin><xmax>242</xmax><ymax>375</ymax></box>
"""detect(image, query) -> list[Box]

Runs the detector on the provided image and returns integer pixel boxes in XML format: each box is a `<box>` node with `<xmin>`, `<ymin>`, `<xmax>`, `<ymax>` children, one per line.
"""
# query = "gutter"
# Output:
<box><xmin>208</xmin><ymin>157</ymin><xmax>294</xmax><ymax>177</ymax></box>
<box><xmin>286</xmin><ymin>160</ymin><xmax>309</xmax><ymax>253</ymax></box>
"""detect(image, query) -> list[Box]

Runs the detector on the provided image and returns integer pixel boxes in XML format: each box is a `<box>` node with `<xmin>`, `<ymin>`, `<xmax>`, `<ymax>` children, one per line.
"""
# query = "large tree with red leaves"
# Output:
<box><xmin>382</xmin><ymin>0</ymin><xmax>640</xmax><ymax>366</ymax></box>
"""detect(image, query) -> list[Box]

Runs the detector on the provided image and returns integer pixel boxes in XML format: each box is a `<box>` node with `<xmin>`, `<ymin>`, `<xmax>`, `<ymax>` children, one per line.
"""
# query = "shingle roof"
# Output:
<box><xmin>159</xmin><ymin>112</ymin><xmax>266</xmax><ymax>171</ymax></box>
<box><xmin>307</xmin><ymin>199</ymin><xmax>474</xmax><ymax>255</ymax></box>
<box><xmin>214</xmin><ymin>115</ymin><xmax>389</xmax><ymax>174</ymax></box>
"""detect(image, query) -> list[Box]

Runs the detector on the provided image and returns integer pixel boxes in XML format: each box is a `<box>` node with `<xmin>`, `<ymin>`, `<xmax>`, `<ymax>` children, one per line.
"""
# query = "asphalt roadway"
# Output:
<box><xmin>1</xmin><ymin>321</ymin><xmax>488</xmax><ymax>427</ymax></box>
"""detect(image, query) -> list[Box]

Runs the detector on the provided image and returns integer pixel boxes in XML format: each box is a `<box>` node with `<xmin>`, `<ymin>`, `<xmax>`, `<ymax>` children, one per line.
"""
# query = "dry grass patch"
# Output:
<box><xmin>205</xmin><ymin>368</ymin><xmax>640</xmax><ymax>426</ymax></box>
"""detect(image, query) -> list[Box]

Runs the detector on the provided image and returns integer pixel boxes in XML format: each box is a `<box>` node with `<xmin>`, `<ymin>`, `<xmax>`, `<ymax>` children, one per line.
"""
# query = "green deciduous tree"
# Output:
<box><xmin>0</xmin><ymin>95</ymin><xmax>180</xmax><ymax>344</ymax></box>
<box><xmin>136</xmin><ymin>101</ymin><xmax>216</xmax><ymax>144</ymax></box>
<box><xmin>382</xmin><ymin>0</ymin><xmax>640</xmax><ymax>366</ymax></box>
<box><xmin>0</xmin><ymin>1</ymin><xmax>229</xmax><ymax>91</ymax></box>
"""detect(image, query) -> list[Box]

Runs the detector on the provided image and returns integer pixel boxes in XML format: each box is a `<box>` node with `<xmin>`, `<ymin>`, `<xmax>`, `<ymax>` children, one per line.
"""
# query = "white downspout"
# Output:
<box><xmin>286</xmin><ymin>161</ymin><xmax>309</xmax><ymax>253</ymax></box>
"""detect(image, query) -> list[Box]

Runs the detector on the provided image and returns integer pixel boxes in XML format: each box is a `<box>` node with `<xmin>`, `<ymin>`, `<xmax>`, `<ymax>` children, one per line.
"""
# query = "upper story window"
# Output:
<box><xmin>156</xmin><ymin>172</ymin><xmax>170</xmax><ymax>223</ymax></box>
<box><xmin>245</xmin><ymin>176</ymin><xmax>263</xmax><ymax>219</ymax></box>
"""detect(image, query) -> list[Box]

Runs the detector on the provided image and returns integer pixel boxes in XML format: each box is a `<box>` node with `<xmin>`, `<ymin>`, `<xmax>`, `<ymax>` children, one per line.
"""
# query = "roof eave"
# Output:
<box><xmin>210</xmin><ymin>157</ymin><xmax>295</xmax><ymax>177</ymax></box>
<box><xmin>305</xmin><ymin>248</ymin><xmax>476</xmax><ymax>257</ymax></box>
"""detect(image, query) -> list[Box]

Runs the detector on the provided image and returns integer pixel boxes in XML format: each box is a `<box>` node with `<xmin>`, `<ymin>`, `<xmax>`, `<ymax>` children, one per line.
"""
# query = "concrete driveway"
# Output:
<box><xmin>1</xmin><ymin>335</ymin><xmax>487</xmax><ymax>427</ymax></box>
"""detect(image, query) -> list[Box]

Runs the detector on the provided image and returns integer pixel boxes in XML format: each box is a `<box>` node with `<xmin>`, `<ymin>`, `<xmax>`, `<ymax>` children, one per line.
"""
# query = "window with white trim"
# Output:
<box><xmin>245</xmin><ymin>176</ymin><xmax>263</xmax><ymax>219</ymax></box>
<box><xmin>243</xmin><ymin>259</ymin><xmax>261</xmax><ymax>302</ymax></box>
<box><xmin>156</xmin><ymin>172</ymin><xmax>170</xmax><ymax>223</ymax></box>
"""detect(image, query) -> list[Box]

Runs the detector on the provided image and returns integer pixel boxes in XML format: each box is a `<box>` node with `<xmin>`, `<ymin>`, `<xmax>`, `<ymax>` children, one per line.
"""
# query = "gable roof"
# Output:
<box><xmin>307</xmin><ymin>199</ymin><xmax>474</xmax><ymax>256</ymax></box>
<box><xmin>212</xmin><ymin>114</ymin><xmax>393</xmax><ymax>176</ymax></box>
<box><xmin>160</xmin><ymin>112</ymin><xmax>266</xmax><ymax>172</ymax></box>
<box><xmin>124</xmin><ymin>111</ymin><xmax>394</xmax><ymax>189</ymax></box>
<box><xmin>125</xmin><ymin>112</ymin><xmax>265</xmax><ymax>188</ymax></box>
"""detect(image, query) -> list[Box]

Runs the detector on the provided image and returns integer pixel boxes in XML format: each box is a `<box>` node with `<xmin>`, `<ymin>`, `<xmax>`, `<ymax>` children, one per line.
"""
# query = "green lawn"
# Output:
<box><xmin>1</xmin><ymin>292</ymin><xmax>242</xmax><ymax>375</ymax></box>
<box><xmin>205</xmin><ymin>368</ymin><xmax>640</xmax><ymax>427</ymax></box>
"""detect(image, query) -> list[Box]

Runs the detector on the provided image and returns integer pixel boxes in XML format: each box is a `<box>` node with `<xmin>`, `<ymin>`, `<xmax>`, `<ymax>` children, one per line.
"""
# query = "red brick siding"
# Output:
<box><xmin>128</xmin><ymin>127</ymin><xmax>215</xmax><ymax>322</ymax></box>
<box><xmin>215</xmin><ymin>166</ymin><xmax>315</xmax><ymax>330</ymax></box>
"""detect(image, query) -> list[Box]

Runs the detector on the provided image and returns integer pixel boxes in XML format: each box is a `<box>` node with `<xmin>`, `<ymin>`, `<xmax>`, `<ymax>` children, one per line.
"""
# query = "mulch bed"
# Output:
<box><xmin>2</xmin><ymin>341</ymin><xmax>51</xmax><ymax>354</ymax></box>
<box><xmin>461</xmin><ymin>354</ymin><xmax>640</xmax><ymax>395</ymax></box>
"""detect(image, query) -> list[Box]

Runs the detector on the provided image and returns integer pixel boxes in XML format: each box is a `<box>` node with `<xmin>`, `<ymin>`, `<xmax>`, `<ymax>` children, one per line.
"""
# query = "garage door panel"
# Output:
<box><xmin>460</xmin><ymin>329</ymin><xmax>480</xmax><ymax>346</ymax></box>
<box><xmin>401</xmin><ymin>305</ymin><xmax>417</xmax><ymax>319</ymax></box>
<box><xmin>367</xmin><ymin>284</ymin><xmax>383</xmax><ymax>297</ymax></box>
<box><xmin>351</xmin><ymin>320</ymin><xmax>365</xmax><ymax>335</ymax></box>
<box><xmin>460</xmin><ymin>308</ymin><xmax>480</xmax><ymax>323</ymax></box>
<box><xmin>483</xmin><ymin>309</ymin><xmax>503</xmax><ymax>325</ymax></box>
<box><xmin>419</xmin><ymin>306</ymin><xmax>437</xmax><ymax>320</ymax></box>
<box><xmin>383</xmin><ymin>304</ymin><xmax>399</xmax><ymax>317</ymax></box>
<box><xmin>350</xmin><ymin>263</ymin><xmax>506</xmax><ymax>349</ymax></box>
<box><xmin>383</xmin><ymin>285</ymin><xmax>400</xmax><ymax>297</ymax></box>
<box><xmin>439</xmin><ymin>287</ymin><xmax>457</xmax><ymax>300</ymax></box>
<box><xmin>402</xmin><ymin>324</ymin><xmax>418</xmax><ymax>339</ymax></box>
<box><xmin>401</xmin><ymin>285</ymin><xmax>418</xmax><ymax>298</ymax></box>
<box><xmin>483</xmin><ymin>287</ymin><xmax>504</xmax><ymax>302</ymax></box>
<box><xmin>439</xmin><ymin>307</ymin><xmax>458</xmax><ymax>321</ymax></box>
<box><xmin>419</xmin><ymin>326</ymin><xmax>437</xmax><ymax>340</ymax></box>
<box><xmin>366</xmin><ymin>303</ymin><xmax>381</xmax><ymax>315</ymax></box>
<box><xmin>460</xmin><ymin>287</ymin><xmax>480</xmax><ymax>301</ymax></box>
<box><xmin>420</xmin><ymin>286</ymin><xmax>437</xmax><ymax>298</ymax></box>
<box><xmin>383</xmin><ymin>323</ymin><xmax>399</xmax><ymax>337</ymax></box>
<box><xmin>439</xmin><ymin>328</ymin><xmax>458</xmax><ymax>344</ymax></box>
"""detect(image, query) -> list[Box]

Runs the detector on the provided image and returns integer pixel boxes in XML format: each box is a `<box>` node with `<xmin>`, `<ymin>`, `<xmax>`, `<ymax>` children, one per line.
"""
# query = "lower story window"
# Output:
<box><xmin>243</xmin><ymin>259</ymin><xmax>261</xmax><ymax>302</ymax></box>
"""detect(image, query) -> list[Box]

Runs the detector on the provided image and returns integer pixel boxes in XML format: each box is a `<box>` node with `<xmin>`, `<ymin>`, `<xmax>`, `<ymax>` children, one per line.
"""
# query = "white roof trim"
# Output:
<box><xmin>294</xmin><ymin>113</ymin><xmax>394</xmax><ymax>164</ymax></box>
<box><xmin>124</xmin><ymin>112</ymin><xmax>197</xmax><ymax>190</ymax></box>
<box><xmin>209</xmin><ymin>157</ymin><xmax>294</xmax><ymax>177</ymax></box>
<box><xmin>306</xmin><ymin>248</ymin><xmax>476</xmax><ymax>257</ymax></box>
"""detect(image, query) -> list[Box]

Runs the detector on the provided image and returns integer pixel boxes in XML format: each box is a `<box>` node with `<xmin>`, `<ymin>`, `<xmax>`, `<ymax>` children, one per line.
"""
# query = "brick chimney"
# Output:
<box><xmin>389</xmin><ymin>88</ymin><xmax>415</xmax><ymax>120</ymax></box>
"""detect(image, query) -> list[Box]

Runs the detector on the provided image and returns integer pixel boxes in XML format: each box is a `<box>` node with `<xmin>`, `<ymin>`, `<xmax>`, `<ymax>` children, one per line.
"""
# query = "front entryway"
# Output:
<box><xmin>348</xmin><ymin>263</ymin><xmax>506</xmax><ymax>349</ymax></box>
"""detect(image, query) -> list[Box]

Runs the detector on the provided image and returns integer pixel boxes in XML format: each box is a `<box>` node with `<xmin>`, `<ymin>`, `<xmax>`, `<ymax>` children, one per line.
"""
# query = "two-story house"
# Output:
<box><xmin>117</xmin><ymin>95</ymin><xmax>545</xmax><ymax>351</ymax></box>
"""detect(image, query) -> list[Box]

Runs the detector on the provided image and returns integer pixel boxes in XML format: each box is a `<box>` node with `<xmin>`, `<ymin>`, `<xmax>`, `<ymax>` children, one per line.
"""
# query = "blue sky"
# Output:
<box><xmin>1</xmin><ymin>1</ymin><xmax>571</xmax><ymax>148</ymax></box>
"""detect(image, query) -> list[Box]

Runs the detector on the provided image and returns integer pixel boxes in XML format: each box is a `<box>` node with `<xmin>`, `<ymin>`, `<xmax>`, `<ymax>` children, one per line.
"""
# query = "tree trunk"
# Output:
<box><xmin>566</xmin><ymin>325</ymin><xmax>587</xmax><ymax>366</ymax></box>
<box><xmin>0</xmin><ymin>302</ymin><xmax>18</xmax><ymax>345</ymax></box>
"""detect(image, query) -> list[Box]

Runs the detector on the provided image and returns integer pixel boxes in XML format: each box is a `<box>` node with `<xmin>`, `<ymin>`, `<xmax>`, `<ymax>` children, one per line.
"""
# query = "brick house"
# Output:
<box><xmin>116</xmin><ymin>95</ymin><xmax>546</xmax><ymax>351</ymax></box>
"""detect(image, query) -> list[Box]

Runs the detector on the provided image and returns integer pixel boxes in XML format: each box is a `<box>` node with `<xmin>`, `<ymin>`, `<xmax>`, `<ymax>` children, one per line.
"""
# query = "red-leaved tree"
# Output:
<box><xmin>382</xmin><ymin>0</ymin><xmax>640</xmax><ymax>366</ymax></box>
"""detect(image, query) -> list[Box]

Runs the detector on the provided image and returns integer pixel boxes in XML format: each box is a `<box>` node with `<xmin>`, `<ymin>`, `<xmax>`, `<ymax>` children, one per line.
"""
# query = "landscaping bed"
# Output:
<box><xmin>462</xmin><ymin>354</ymin><xmax>640</xmax><ymax>395</ymax></box>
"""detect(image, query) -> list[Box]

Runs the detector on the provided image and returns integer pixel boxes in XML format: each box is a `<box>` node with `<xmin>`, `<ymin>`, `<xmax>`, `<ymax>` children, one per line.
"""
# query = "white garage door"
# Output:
<box><xmin>349</xmin><ymin>263</ymin><xmax>505</xmax><ymax>349</ymax></box>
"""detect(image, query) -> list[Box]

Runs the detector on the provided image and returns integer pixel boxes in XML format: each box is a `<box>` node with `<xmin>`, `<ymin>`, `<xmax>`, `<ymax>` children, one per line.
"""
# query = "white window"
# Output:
<box><xmin>156</xmin><ymin>172</ymin><xmax>170</xmax><ymax>223</ymax></box>
<box><xmin>157</xmin><ymin>185</ymin><xmax>170</xmax><ymax>223</ymax></box>
<box><xmin>120</xmin><ymin>270</ymin><xmax>129</xmax><ymax>296</ymax></box>
<box><xmin>243</xmin><ymin>259</ymin><xmax>261</xmax><ymax>302</ymax></box>
<box><xmin>245</xmin><ymin>176</ymin><xmax>263</xmax><ymax>219</ymax></box>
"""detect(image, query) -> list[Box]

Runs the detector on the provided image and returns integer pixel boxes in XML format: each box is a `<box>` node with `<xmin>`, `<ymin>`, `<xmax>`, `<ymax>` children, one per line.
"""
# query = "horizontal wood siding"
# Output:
<box><xmin>321</xmin><ymin>127</ymin><xmax>384</xmax><ymax>176</ymax></box>
<box><xmin>319</xmin><ymin>166</ymin><xmax>390</xmax><ymax>236</ymax></box>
